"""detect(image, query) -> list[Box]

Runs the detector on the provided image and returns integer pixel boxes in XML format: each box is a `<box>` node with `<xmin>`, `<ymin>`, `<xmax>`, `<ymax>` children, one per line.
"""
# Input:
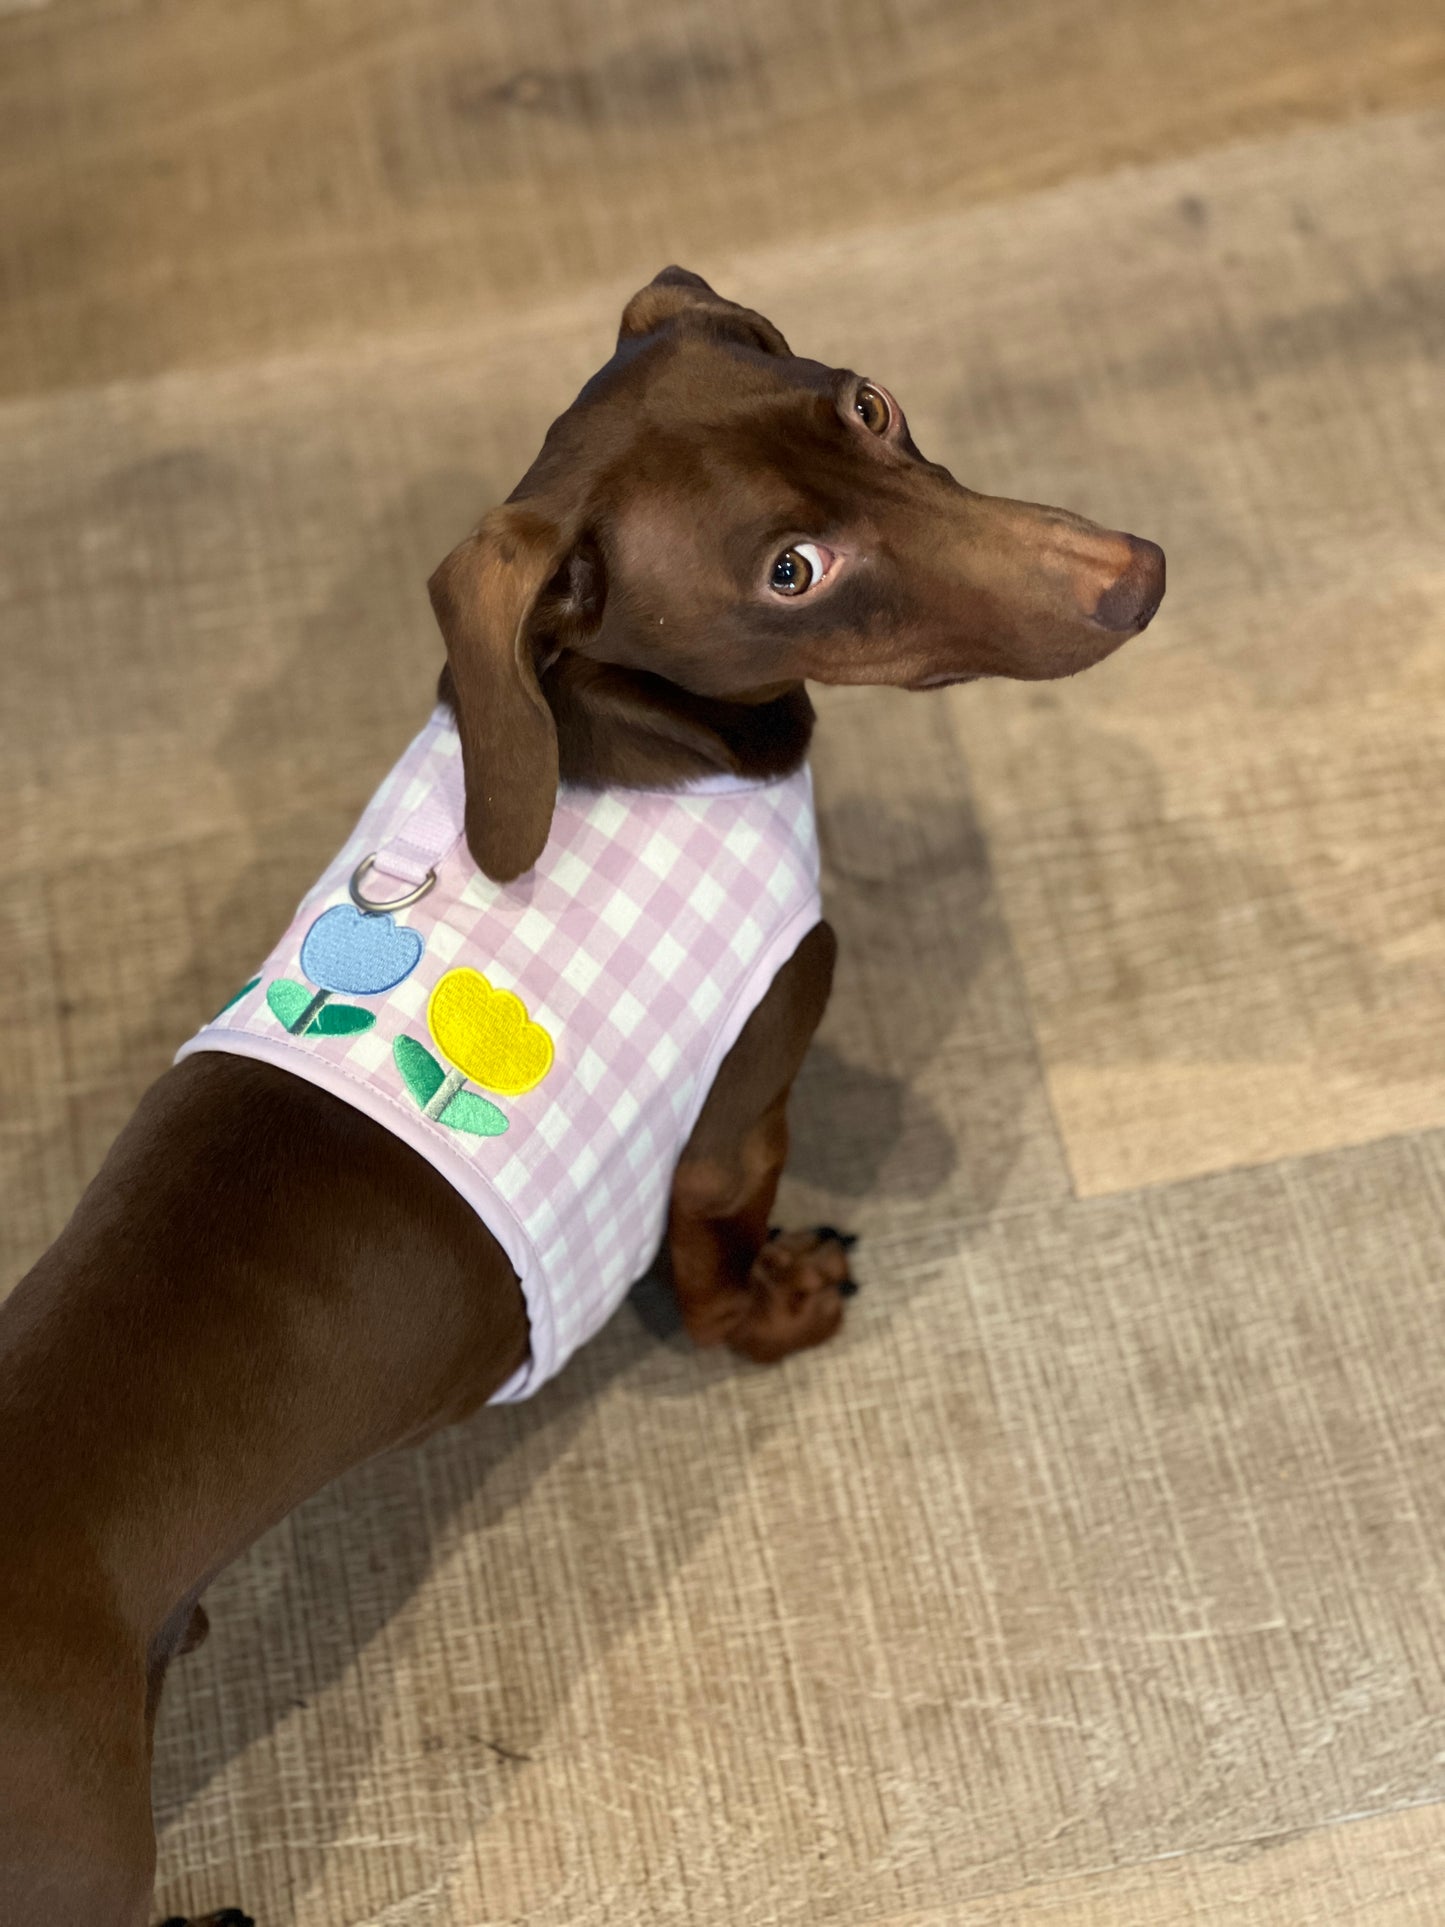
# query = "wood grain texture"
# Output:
<box><xmin>860</xmin><ymin>1801</ymin><xmax>1445</xmax><ymax>1923</ymax></box>
<box><xmin>5</xmin><ymin>3</ymin><xmax>1445</xmax><ymax>1921</ymax></box>
<box><xmin>0</xmin><ymin>0</ymin><xmax>1442</xmax><ymax>394</ymax></box>
<box><xmin>931</xmin><ymin>118</ymin><xmax>1445</xmax><ymax>1193</ymax></box>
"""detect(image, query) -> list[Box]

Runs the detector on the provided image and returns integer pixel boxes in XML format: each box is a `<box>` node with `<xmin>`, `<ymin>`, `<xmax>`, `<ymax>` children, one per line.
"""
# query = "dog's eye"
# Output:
<box><xmin>769</xmin><ymin>543</ymin><xmax>827</xmax><ymax>597</ymax></box>
<box><xmin>854</xmin><ymin>383</ymin><xmax>892</xmax><ymax>435</ymax></box>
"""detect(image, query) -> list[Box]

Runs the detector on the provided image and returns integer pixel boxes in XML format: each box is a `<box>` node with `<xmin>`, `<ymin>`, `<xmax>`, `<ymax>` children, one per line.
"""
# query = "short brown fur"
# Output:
<box><xmin>0</xmin><ymin>269</ymin><xmax>1162</xmax><ymax>1926</ymax></box>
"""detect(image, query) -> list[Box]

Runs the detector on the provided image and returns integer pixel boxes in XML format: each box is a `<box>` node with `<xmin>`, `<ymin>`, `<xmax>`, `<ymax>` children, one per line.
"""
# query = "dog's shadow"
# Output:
<box><xmin>778</xmin><ymin>690</ymin><xmax>1034</xmax><ymax>1229</ymax></box>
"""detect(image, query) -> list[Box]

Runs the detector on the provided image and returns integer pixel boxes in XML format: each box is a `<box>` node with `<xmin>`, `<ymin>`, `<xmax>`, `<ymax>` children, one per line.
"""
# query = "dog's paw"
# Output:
<box><xmin>728</xmin><ymin>1226</ymin><xmax>858</xmax><ymax>1363</ymax></box>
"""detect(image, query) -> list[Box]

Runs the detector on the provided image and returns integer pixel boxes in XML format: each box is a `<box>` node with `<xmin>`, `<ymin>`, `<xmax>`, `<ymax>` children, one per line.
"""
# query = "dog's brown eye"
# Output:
<box><xmin>769</xmin><ymin>544</ymin><xmax>825</xmax><ymax>597</ymax></box>
<box><xmin>855</xmin><ymin>383</ymin><xmax>891</xmax><ymax>434</ymax></box>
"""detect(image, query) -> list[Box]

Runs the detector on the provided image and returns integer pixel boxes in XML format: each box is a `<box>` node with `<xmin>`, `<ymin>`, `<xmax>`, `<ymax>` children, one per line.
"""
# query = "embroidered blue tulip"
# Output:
<box><xmin>301</xmin><ymin>905</ymin><xmax>424</xmax><ymax>996</ymax></box>
<box><xmin>268</xmin><ymin>904</ymin><xmax>425</xmax><ymax>1036</ymax></box>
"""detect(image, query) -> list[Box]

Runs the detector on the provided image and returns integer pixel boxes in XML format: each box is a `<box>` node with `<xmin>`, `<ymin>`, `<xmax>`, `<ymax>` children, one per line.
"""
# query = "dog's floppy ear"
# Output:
<box><xmin>618</xmin><ymin>265</ymin><xmax>791</xmax><ymax>357</ymax></box>
<box><xmin>428</xmin><ymin>505</ymin><xmax>578</xmax><ymax>884</ymax></box>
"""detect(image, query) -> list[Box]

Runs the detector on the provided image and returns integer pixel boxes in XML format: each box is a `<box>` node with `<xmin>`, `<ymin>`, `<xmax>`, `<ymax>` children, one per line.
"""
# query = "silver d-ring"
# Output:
<box><xmin>348</xmin><ymin>854</ymin><xmax>437</xmax><ymax>914</ymax></box>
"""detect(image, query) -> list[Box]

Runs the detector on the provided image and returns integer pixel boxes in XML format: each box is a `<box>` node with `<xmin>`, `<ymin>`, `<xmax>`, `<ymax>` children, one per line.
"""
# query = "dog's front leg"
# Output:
<box><xmin>666</xmin><ymin>922</ymin><xmax>855</xmax><ymax>1362</ymax></box>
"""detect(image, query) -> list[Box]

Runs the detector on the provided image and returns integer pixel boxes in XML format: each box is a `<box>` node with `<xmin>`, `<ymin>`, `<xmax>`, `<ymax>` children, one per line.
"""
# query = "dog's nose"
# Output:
<box><xmin>1091</xmin><ymin>535</ymin><xmax>1166</xmax><ymax>634</ymax></box>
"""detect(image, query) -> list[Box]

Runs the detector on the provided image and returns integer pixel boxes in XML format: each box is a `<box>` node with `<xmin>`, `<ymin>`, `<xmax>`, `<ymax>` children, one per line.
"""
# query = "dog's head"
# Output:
<box><xmin>431</xmin><ymin>266</ymin><xmax>1165</xmax><ymax>880</ymax></box>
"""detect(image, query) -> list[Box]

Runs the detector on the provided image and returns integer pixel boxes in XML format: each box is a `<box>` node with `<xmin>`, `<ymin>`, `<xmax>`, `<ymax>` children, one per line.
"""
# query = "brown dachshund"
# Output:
<box><xmin>0</xmin><ymin>268</ymin><xmax>1163</xmax><ymax>1926</ymax></box>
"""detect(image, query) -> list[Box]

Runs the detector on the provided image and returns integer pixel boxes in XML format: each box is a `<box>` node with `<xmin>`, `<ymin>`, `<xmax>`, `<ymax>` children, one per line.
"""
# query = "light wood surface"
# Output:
<box><xmin>3</xmin><ymin>1</ymin><xmax>1444</xmax><ymax>1921</ymax></box>
<box><xmin>2</xmin><ymin>0</ymin><xmax>1443</xmax><ymax>395</ymax></box>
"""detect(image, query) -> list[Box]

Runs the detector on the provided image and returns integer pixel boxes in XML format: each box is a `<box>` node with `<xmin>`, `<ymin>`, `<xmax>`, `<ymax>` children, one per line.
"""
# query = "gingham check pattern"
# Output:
<box><xmin>180</xmin><ymin>707</ymin><xmax>822</xmax><ymax>1400</ymax></box>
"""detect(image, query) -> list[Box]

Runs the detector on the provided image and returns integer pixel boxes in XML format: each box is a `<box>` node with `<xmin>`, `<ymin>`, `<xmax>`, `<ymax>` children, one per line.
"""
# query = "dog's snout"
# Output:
<box><xmin>998</xmin><ymin>503</ymin><xmax>1166</xmax><ymax>645</ymax></box>
<box><xmin>1091</xmin><ymin>534</ymin><xmax>1166</xmax><ymax>635</ymax></box>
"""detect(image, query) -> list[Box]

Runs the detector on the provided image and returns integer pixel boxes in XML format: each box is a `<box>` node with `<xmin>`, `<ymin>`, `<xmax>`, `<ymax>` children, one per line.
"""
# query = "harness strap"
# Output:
<box><xmin>367</xmin><ymin>737</ymin><xmax>467</xmax><ymax>890</ymax></box>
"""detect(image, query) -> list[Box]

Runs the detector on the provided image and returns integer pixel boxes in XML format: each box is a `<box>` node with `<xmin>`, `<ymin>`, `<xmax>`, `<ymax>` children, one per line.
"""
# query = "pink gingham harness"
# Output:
<box><xmin>178</xmin><ymin>705</ymin><xmax>822</xmax><ymax>1401</ymax></box>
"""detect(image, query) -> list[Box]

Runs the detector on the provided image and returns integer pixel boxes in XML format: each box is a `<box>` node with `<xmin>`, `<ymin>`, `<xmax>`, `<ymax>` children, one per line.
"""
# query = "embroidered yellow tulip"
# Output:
<box><xmin>426</xmin><ymin>968</ymin><xmax>554</xmax><ymax>1111</ymax></box>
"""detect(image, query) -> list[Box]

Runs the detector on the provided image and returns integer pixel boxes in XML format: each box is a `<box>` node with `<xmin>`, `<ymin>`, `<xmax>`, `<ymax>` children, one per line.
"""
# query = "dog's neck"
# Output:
<box><xmin>548</xmin><ymin>656</ymin><xmax>815</xmax><ymax>789</ymax></box>
<box><xmin>441</xmin><ymin>658</ymin><xmax>815</xmax><ymax>791</ymax></box>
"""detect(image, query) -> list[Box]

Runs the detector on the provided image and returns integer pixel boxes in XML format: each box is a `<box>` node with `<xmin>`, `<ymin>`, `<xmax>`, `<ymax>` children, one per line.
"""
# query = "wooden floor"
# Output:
<box><xmin>3</xmin><ymin>2</ymin><xmax>1445</xmax><ymax>1922</ymax></box>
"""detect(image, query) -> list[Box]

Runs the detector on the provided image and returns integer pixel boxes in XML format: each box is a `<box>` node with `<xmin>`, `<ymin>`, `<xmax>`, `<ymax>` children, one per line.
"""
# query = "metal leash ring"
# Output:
<box><xmin>348</xmin><ymin>853</ymin><xmax>437</xmax><ymax>914</ymax></box>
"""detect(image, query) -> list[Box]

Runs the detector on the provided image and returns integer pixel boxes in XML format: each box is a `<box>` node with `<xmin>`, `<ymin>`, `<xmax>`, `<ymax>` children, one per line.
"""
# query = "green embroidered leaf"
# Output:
<box><xmin>266</xmin><ymin>979</ymin><xmax>312</xmax><ymax>1030</ymax></box>
<box><xmin>212</xmin><ymin>975</ymin><xmax>261</xmax><ymax>1020</ymax></box>
<box><xmin>443</xmin><ymin>1090</ymin><xmax>509</xmax><ymax>1137</ymax></box>
<box><xmin>311</xmin><ymin>1002</ymin><xmax>375</xmax><ymax>1036</ymax></box>
<box><xmin>393</xmin><ymin>1034</ymin><xmax>444</xmax><ymax>1107</ymax></box>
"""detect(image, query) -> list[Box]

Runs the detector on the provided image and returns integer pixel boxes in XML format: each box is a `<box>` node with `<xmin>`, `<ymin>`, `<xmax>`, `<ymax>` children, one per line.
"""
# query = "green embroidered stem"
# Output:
<box><xmin>422</xmin><ymin>1066</ymin><xmax>467</xmax><ymax>1121</ymax></box>
<box><xmin>291</xmin><ymin>987</ymin><xmax>332</xmax><ymax>1034</ymax></box>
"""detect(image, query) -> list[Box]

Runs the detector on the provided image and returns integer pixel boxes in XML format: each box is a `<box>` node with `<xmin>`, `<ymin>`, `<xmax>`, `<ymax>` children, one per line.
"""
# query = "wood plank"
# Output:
<box><xmin>873</xmin><ymin>1801</ymin><xmax>1445</xmax><ymax>1923</ymax></box>
<box><xmin>924</xmin><ymin>118</ymin><xmax>1445</xmax><ymax>1192</ymax></box>
<box><xmin>1</xmin><ymin>0</ymin><xmax>1442</xmax><ymax>394</ymax></box>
